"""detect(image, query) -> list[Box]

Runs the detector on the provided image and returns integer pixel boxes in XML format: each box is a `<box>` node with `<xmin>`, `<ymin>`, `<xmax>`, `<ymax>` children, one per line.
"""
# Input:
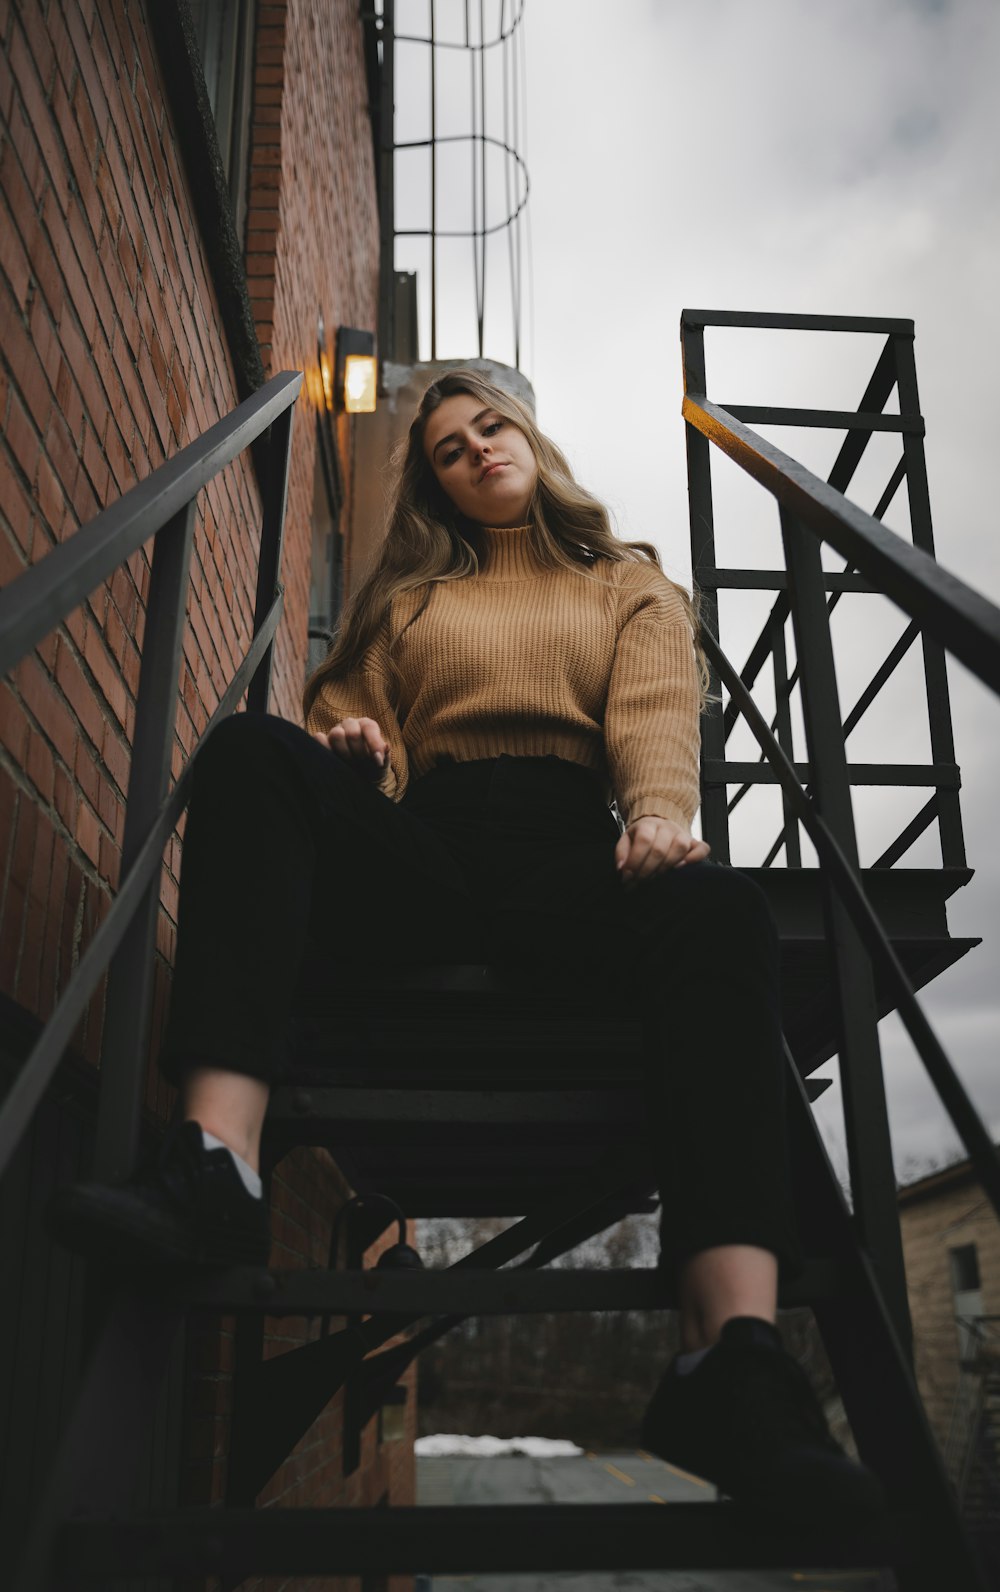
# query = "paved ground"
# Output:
<box><xmin>415</xmin><ymin>1452</ymin><xmax>893</xmax><ymax>1592</ymax></box>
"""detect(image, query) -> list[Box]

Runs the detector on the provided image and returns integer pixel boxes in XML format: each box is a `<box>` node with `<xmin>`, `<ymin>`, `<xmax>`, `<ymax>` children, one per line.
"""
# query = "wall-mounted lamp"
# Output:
<box><xmin>335</xmin><ymin>326</ymin><xmax>377</xmax><ymax>413</ymax></box>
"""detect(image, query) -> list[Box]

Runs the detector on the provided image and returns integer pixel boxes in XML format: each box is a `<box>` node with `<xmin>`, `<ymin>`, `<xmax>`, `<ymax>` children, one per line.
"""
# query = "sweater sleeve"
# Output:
<box><xmin>604</xmin><ymin>567</ymin><xmax>702</xmax><ymax>828</ymax></box>
<box><xmin>304</xmin><ymin>619</ymin><xmax>410</xmax><ymax>802</ymax></box>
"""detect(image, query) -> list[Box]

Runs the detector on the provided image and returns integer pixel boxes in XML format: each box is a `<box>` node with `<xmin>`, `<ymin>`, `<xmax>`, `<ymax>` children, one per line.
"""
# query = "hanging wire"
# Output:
<box><xmin>519</xmin><ymin>0</ymin><xmax>534</xmax><ymax>376</ymax></box>
<box><xmin>430</xmin><ymin>0</ymin><xmax>437</xmax><ymax>358</ymax></box>
<box><xmin>501</xmin><ymin>0</ymin><xmax>521</xmax><ymax>368</ymax></box>
<box><xmin>479</xmin><ymin>0</ymin><xmax>487</xmax><ymax>355</ymax></box>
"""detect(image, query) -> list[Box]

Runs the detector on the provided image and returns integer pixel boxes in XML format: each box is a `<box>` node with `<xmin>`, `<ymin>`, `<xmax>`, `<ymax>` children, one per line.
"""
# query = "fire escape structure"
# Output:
<box><xmin>2</xmin><ymin>308</ymin><xmax>999</xmax><ymax>1589</ymax></box>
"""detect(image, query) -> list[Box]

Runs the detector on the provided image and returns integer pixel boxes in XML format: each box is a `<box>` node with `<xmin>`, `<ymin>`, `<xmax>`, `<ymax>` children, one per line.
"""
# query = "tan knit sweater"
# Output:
<box><xmin>305</xmin><ymin>524</ymin><xmax>702</xmax><ymax>828</ymax></box>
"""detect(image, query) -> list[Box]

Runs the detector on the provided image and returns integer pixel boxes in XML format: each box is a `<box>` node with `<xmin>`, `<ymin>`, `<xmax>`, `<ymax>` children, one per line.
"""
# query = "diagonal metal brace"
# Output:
<box><xmin>226</xmin><ymin>1145</ymin><xmax>651</xmax><ymax>1503</ymax></box>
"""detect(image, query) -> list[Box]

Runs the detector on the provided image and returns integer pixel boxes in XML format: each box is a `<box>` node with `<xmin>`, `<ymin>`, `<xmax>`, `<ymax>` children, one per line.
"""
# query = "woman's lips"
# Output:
<box><xmin>480</xmin><ymin>462</ymin><xmax>507</xmax><ymax>482</ymax></box>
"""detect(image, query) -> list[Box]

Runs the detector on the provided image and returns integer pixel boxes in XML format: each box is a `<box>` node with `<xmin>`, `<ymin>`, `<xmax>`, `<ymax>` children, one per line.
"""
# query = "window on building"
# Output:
<box><xmin>188</xmin><ymin>0</ymin><xmax>257</xmax><ymax>246</ymax></box>
<box><xmin>950</xmin><ymin>1244</ymin><xmax>981</xmax><ymax>1294</ymax></box>
<box><xmin>949</xmin><ymin>1242</ymin><xmax>985</xmax><ymax>1362</ymax></box>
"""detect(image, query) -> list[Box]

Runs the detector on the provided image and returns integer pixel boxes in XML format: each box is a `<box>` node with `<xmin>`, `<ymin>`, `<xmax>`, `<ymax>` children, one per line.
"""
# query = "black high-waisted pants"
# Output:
<box><xmin>159</xmin><ymin>712</ymin><xmax>804</xmax><ymax>1283</ymax></box>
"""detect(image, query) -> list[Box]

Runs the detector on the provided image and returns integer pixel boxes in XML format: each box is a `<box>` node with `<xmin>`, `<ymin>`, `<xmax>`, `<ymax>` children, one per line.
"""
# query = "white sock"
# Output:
<box><xmin>200</xmin><ymin>1130</ymin><xmax>263</xmax><ymax>1198</ymax></box>
<box><xmin>675</xmin><ymin>1346</ymin><xmax>713</xmax><ymax>1376</ymax></box>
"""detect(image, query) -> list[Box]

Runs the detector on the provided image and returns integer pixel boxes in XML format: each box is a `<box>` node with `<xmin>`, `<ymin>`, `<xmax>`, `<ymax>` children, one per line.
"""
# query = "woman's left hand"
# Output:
<box><xmin>615</xmin><ymin>816</ymin><xmax>711</xmax><ymax>889</ymax></box>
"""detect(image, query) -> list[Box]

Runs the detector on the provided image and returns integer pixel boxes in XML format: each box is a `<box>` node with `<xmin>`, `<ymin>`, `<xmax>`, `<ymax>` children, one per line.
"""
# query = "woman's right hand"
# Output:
<box><xmin>311</xmin><ymin>716</ymin><xmax>390</xmax><ymax>780</ymax></box>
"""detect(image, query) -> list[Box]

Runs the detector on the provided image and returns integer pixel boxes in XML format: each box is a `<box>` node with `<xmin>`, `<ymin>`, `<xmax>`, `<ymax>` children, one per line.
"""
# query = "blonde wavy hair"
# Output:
<box><xmin>302</xmin><ymin>368</ymin><xmax>708</xmax><ymax>719</ymax></box>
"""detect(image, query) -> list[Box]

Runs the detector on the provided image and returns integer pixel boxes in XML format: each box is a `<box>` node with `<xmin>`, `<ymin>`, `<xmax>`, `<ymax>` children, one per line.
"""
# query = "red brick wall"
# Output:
<box><xmin>1</xmin><ymin>0</ymin><xmax>413</xmax><ymax>1578</ymax></box>
<box><xmin>246</xmin><ymin>0</ymin><xmax>378</xmax><ymax>722</ymax></box>
<box><xmin>1</xmin><ymin>0</ymin><xmax>268</xmax><ymax>1106</ymax></box>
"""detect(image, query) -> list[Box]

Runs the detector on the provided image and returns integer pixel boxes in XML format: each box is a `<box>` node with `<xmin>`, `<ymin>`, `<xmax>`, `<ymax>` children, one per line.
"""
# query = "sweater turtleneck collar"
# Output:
<box><xmin>475</xmin><ymin>523</ymin><xmax>548</xmax><ymax>582</ymax></box>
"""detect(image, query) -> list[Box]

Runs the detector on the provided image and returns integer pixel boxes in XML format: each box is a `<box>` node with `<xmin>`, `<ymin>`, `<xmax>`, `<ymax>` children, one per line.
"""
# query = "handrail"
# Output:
<box><xmin>0</xmin><ymin>372</ymin><xmax>301</xmax><ymax>678</ymax></box>
<box><xmin>0</xmin><ymin>600</ymin><xmax>281</xmax><ymax>1179</ymax></box>
<box><xmin>684</xmin><ymin>392</ymin><xmax>1000</xmax><ymax>697</ymax></box>
<box><xmin>0</xmin><ymin>371</ymin><xmax>303</xmax><ymax>1184</ymax></box>
<box><xmin>705</xmin><ymin>628</ymin><xmax>1000</xmax><ymax>1227</ymax></box>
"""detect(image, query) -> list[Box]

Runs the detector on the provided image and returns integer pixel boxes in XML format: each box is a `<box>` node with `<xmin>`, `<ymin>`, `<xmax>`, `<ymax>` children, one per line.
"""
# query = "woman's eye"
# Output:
<box><xmin>483</xmin><ymin>420</ymin><xmax>503</xmax><ymax>435</ymax></box>
<box><xmin>442</xmin><ymin>447</ymin><xmax>461</xmax><ymax>465</ymax></box>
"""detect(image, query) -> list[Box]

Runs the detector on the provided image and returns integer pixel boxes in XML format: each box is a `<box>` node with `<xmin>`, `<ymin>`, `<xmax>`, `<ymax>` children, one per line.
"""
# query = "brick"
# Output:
<box><xmin>29</xmin><ymin>808</ymin><xmax>55</xmax><ymax>906</ymax></box>
<box><xmin>53</xmin><ymin>636</ymin><xmax>107</xmax><ymax>750</ymax></box>
<box><xmin>46</xmin><ymin>406</ymin><xmax>97</xmax><ymax>526</ymax></box>
<box><xmin>81</xmin><ymin>622</ymin><xmax>129</xmax><ymax>728</ymax></box>
<box><xmin>0</xmin><ymin>448</ymin><xmax>34</xmax><ymax>552</ymax></box>
<box><xmin>0</xmin><ymin>197</ymin><xmax>32</xmax><ymax>310</ymax></box>
<box><xmin>19</xmin><ymin>4</ymin><xmax>57</xmax><ymax>94</ymax></box>
<box><xmin>79</xmin><ymin>414</ymin><xmax>110</xmax><ymax>502</ymax></box>
<box><xmin>46</xmin><ymin>4</ymin><xmax>77</xmax><ymax>97</ymax></box>
<box><xmin>0</xmin><ymin>681</ymin><xmax>30</xmax><ymax>762</ymax></box>
<box><xmin>74</xmin><ymin>794</ymin><xmax>100</xmax><ymax>865</ymax></box>
<box><xmin>9</xmin><ymin>19</ymin><xmax>70</xmax><ymax>215</ymax></box>
<box><xmin>50</xmin><ymin>69</ymin><xmax>92</xmax><ymax>214</ymax></box>
<box><xmin>97</xmin><ymin>829</ymin><xmax>119</xmax><ymax>887</ymax></box>
<box><xmin>0</xmin><ymin>23</ymin><xmax>12</xmax><ymax>124</ymax></box>
<box><xmin>9</xmin><ymin>791</ymin><xmax>37</xmax><ymax>891</ymax></box>
<box><xmin>5</xmin><ymin>306</ymin><xmax>53</xmax><ymax>441</ymax></box>
<box><xmin>34</xmin><ymin>448</ymin><xmax>67</xmax><ymax>537</ymax></box>
<box><xmin>100</xmin><ymin>718</ymin><xmax>131</xmax><ymax>797</ymax></box>
<box><xmin>5</xmin><ymin>390</ymin><xmax>42</xmax><ymax>499</ymax></box>
<box><xmin>25</xmin><ymin>723</ymin><xmax>56</xmax><ymax>803</ymax></box>
<box><xmin>52</xmin><ymin>759</ymin><xmax>77</xmax><ymax>837</ymax></box>
<box><xmin>52</xmin><ymin>353</ymin><xmax>85</xmax><ymax>459</ymax></box>
<box><xmin>70</xmin><ymin>70</ymin><xmax>101</xmax><ymax>167</ymax></box>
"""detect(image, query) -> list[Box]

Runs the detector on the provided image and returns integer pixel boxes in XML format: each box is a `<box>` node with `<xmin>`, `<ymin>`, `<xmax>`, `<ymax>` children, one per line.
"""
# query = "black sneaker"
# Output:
<box><xmin>640</xmin><ymin>1316</ymin><xmax>887</xmax><ymax>1526</ymax></box>
<box><xmin>47</xmin><ymin>1119</ymin><xmax>271</xmax><ymax>1269</ymax></box>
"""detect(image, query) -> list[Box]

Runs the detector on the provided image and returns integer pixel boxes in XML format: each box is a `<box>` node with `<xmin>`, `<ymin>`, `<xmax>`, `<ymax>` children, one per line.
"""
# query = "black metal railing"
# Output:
<box><xmin>0</xmin><ymin>369</ymin><xmax>302</xmax><ymax>1188</ymax></box>
<box><xmin>681</xmin><ymin>309</ymin><xmax>1000</xmax><ymax>1358</ymax></box>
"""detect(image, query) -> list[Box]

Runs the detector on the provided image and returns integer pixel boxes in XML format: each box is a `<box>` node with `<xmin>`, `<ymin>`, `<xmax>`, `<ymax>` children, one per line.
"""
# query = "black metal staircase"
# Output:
<box><xmin>3</xmin><ymin>314</ymin><xmax>1000</xmax><ymax>1588</ymax></box>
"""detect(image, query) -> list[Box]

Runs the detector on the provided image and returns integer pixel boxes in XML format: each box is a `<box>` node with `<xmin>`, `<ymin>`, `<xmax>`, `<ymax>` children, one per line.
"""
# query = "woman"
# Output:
<box><xmin>50</xmin><ymin>370</ymin><xmax>884</xmax><ymax>1523</ymax></box>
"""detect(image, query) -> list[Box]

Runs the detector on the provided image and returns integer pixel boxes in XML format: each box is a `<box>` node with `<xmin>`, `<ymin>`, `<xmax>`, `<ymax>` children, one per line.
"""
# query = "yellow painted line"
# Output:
<box><xmin>603</xmin><ymin>1461</ymin><xmax>637</xmax><ymax>1487</ymax></box>
<box><xmin>648</xmin><ymin>1492</ymin><xmax>666</xmax><ymax>1504</ymax></box>
<box><xmin>636</xmin><ymin>1446</ymin><xmax>711</xmax><ymax>1489</ymax></box>
<box><xmin>659</xmin><ymin>1459</ymin><xmax>711</xmax><ymax>1489</ymax></box>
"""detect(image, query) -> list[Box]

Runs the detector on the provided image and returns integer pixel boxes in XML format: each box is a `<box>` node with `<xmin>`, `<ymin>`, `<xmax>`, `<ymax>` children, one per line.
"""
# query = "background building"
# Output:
<box><xmin>899</xmin><ymin>1149</ymin><xmax>1000</xmax><ymax>1532</ymax></box>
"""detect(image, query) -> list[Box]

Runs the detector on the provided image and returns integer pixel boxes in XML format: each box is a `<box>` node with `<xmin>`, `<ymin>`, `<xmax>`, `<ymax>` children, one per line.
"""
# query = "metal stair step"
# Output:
<box><xmin>170</xmin><ymin>1260</ymin><xmax>846</xmax><ymax>1317</ymax></box>
<box><xmin>264</xmin><ymin>1079</ymin><xmax>833</xmax><ymax>1149</ymax></box>
<box><xmin>59</xmin><ymin>1502</ymin><xmax>921</xmax><ymax>1578</ymax></box>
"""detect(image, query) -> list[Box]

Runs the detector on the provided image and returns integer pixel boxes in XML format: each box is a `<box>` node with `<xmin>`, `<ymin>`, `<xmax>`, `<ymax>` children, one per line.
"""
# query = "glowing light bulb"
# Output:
<box><xmin>344</xmin><ymin>354</ymin><xmax>377</xmax><ymax>413</ymax></box>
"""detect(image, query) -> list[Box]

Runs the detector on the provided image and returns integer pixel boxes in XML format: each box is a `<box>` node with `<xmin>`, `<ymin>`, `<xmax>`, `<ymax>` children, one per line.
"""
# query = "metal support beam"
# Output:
<box><xmin>247</xmin><ymin>404</ymin><xmax>295</xmax><ymax>715</ymax></box>
<box><xmin>94</xmin><ymin>501</ymin><xmax>196</xmax><ymax>1184</ymax></box>
<box><xmin>681</xmin><ymin>318</ymin><xmax>730</xmax><ymax>862</ymax></box>
<box><xmin>59</xmin><ymin>1502</ymin><xmax>924</xmax><ymax>1580</ymax></box>
<box><xmin>892</xmin><ymin>332</ymin><xmax>966</xmax><ymax>868</ymax></box>
<box><xmin>780</xmin><ymin>505</ymin><xmax>913</xmax><ymax>1360</ymax></box>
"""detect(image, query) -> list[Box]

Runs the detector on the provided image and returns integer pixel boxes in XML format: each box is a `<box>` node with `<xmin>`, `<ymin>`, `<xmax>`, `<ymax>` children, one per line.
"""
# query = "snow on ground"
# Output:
<box><xmin>415</xmin><ymin>1434</ymin><xmax>584</xmax><ymax>1458</ymax></box>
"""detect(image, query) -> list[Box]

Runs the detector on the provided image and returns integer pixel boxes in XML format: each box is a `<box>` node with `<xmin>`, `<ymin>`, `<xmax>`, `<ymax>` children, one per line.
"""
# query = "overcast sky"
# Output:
<box><xmin>393</xmin><ymin>0</ymin><xmax>1000</xmax><ymax>1190</ymax></box>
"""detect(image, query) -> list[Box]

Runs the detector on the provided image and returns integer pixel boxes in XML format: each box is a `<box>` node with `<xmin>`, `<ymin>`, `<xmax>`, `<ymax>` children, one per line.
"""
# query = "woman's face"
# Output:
<box><xmin>422</xmin><ymin>392</ymin><xmax>539</xmax><ymax>526</ymax></box>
